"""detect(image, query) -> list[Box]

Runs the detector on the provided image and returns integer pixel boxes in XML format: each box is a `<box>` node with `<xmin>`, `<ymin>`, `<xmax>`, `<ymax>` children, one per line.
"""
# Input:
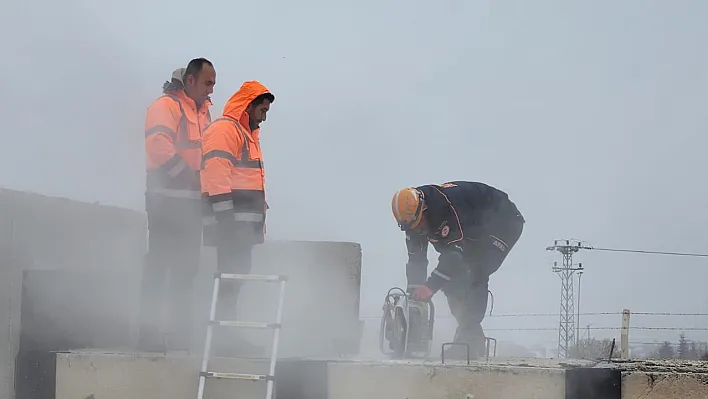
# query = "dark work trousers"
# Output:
<box><xmin>441</xmin><ymin>212</ymin><xmax>525</xmax><ymax>357</ymax></box>
<box><xmin>211</xmin><ymin>221</ymin><xmax>262</xmax><ymax>356</ymax></box>
<box><xmin>138</xmin><ymin>194</ymin><xmax>203</xmax><ymax>352</ymax></box>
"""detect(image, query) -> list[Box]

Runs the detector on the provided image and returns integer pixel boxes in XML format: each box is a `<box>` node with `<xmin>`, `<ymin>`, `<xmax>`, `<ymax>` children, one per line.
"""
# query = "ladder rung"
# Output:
<box><xmin>210</xmin><ymin>320</ymin><xmax>281</xmax><ymax>329</ymax></box>
<box><xmin>216</xmin><ymin>273</ymin><xmax>287</xmax><ymax>282</ymax></box>
<box><xmin>200</xmin><ymin>371</ymin><xmax>274</xmax><ymax>381</ymax></box>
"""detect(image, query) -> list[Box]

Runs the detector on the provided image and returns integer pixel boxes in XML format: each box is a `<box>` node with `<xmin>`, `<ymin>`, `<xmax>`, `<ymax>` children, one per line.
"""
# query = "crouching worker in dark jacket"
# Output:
<box><xmin>391</xmin><ymin>181</ymin><xmax>525</xmax><ymax>359</ymax></box>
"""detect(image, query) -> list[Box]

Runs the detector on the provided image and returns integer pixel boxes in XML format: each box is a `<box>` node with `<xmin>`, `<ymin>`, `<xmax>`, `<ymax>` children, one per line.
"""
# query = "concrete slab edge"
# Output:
<box><xmin>14</xmin><ymin>351</ymin><xmax>708</xmax><ymax>399</ymax></box>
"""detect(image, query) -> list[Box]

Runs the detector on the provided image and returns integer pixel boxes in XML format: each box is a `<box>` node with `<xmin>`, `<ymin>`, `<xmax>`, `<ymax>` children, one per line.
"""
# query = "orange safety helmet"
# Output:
<box><xmin>391</xmin><ymin>187</ymin><xmax>425</xmax><ymax>231</ymax></box>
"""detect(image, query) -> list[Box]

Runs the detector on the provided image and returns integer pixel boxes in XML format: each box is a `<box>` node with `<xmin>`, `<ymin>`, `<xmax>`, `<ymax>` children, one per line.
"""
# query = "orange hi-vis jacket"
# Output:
<box><xmin>144</xmin><ymin>89</ymin><xmax>212</xmax><ymax>200</ymax></box>
<box><xmin>200</xmin><ymin>81</ymin><xmax>271</xmax><ymax>235</ymax></box>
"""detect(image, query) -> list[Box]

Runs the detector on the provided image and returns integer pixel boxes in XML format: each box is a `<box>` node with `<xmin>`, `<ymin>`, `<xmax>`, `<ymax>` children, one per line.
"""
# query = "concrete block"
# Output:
<box><xmin>48</xmin><ymin>353</ymin><xmax>569</xmax><ymax>399</ymax></box>
<box><xmin>51</xmin><ymin>352</ymin><xmax>327</xmax><ymax>399</ymax></box>
<box><xmin>16</xmin><ymin>241</ymin><xmax>362</xmax><ymax>360</ymax></box>
<box><xmin>565</xmin><ymin>367</ymin><xmax>621</xmax><ymax>399</ymax></box>
<box><xmin>0</xmin><ymin>252</ymin><xmax>27</xmax><ymax>399</ymax></box>
<box><xmin>622</xmin><ymin>372</ymin><xmax>708</xmax><ymax>399</ymax></box>
<box><xmin>20</xmin><ymin>351</ymin><xmax>708</xmax><ymax>399</ymax></box>
<box><xmin>0</xmin><ymin>188</ymin><xmax>147</xmax><ymax>273</ymax></box>
<box><xmin>193</xmin><ymin>240</ymin><xmax>363</xmax><ymax>360</ymax></box>
<box><xmin>18</xmin><ymin>270</ymin><xmax>135</xmax><ymax>352</ymax></box>
<box><xmin>325</xmin><ymin>360</ymin><xmax>566</xmax><ymax>399</ymax></box>
<box><xmin>613</xmin><ymin>359</ymin><xmax>708</xmax><ymax>399</ymax></box>
<box><xmin>247</xmin><ymin>240</ymin><xmax>362</xmax><ymax>358</ymax></box>
<box><xmin>56</xmin><ymin>352</ymin><xmax>268</xmax><ymax>399</ymax></box>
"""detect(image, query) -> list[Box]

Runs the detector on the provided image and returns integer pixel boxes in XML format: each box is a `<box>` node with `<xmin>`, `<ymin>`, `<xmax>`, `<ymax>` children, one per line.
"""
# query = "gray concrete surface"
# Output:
<box><xmin>54</xmin><ymin>351</ymin><xmax>569</xmax><ymax>399</ymax></box>
<box><xmin>326</xmin><ymin>360</ymin><xmax>566</xmax><ymax>399</ymax></box>
<box><xmin>55</xmin><ymin>352</ymin><xmax>271</xmax><ymax>399</ymax></box>
<box><xmin>616</xmin><ymin>359</ymin><xmax>708</xmax><ymax>399</ymax></box>
<box><xmin>51</xmin><ymin>352</ymin><xmax>708</xmax><ymax>399</ymax></box>
<box><xmin>622</xmin><ymin>372</ymin><xmax>708</xmax><ymax>399</ymax></box>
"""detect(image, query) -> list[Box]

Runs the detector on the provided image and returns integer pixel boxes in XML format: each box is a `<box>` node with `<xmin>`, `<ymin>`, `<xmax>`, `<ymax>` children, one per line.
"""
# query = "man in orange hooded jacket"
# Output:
<box><xmin>200</xmin><ymin>80</ymin><xmax>274</xmax><ymax>356</ymax></box>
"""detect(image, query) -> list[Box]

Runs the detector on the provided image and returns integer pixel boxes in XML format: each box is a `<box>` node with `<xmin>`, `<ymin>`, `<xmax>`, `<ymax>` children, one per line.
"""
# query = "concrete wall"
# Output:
<box><xmin>0</xmin><ymin>188</ymin><xmax>147</xmax><ymax>399</ymax></box>
<box><xmin>622</xmin><ymin>372</ymin><xmax>708</xmax><ymax>399</ymax></box>
<box><xmin>0</xmin><ymin>236</ymin><xmax>22</xmax><ymax>399</ymax></box>
<box><xmin>0</xmin><ymin>188</ymin><xmax>148</xmax><ymax>273</ymax></box>
<box><xmin>619</xmin><ymin>359</ymin><xmax>708</xmax><ymax>398</ymax></box>
<box><xmin>16</xmin><ymin>240</ymin><xmax>363</xmax><ymax>359</ymax></box>
<box><xmin>0</xmin><ymin>189</ymin><xmax>363</xmax><ymax>399</ymax></box>
<box><xmin>226</xmin><ymin>240</ymin><xmax>363</xmax><ymax>358</ymax></box>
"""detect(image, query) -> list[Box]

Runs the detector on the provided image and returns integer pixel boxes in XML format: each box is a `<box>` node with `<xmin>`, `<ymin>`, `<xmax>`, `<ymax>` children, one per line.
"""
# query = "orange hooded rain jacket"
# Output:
<box><xmin>200</xmin><ymin>81</ymin><xmax>273</xmax><ymax>244</ymax></box>
<box><xmin>144</xmin><ymin>89</ymin><xmax>212</xmax><ymax>200</ymax></box>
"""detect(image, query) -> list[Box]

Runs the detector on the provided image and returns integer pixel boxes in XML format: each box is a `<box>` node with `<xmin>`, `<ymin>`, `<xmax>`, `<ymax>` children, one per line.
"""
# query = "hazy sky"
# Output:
<box><xmin>2</xmin><ymin>0</ymin><xmax>707</xmax><ymax>349</ymax></box>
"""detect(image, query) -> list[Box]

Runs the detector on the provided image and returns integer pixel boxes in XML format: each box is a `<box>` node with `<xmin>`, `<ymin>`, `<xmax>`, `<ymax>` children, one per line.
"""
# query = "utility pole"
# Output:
<box><xmin>546</xmin><ymin>239</ymin><xmax>590</xmax><ymax>358</ymax></box>
<box><xmin>576</xmin><ymin>266</ymin><xmax>583</xmax><ymax>348</ymax></box>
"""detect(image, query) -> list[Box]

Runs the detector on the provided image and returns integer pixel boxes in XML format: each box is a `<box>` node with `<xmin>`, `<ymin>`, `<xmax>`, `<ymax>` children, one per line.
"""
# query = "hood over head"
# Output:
<box><xmin>223</xmin><ymin>80</ymin><xmax>273</xmax><ymax>124</ymax></box>
<box><xmin>162</xmin><ymin>67</ymin><xmax>186</xmax><ymax>94</ymax></box>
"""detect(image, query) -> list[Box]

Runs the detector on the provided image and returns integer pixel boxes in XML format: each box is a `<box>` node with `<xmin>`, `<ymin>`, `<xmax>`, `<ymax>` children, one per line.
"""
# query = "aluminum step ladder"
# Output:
<box><xmin>196</xmin><ymin>272</ymin><xmax>288</xmax><ymax>399</ymax></box>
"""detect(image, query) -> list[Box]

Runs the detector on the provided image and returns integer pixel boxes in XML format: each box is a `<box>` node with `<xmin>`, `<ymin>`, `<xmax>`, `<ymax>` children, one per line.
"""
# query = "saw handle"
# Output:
<box><xmin>383</xmin><ymin>287</ymin><xmax>407</xmax><ymax>308</ymax></box>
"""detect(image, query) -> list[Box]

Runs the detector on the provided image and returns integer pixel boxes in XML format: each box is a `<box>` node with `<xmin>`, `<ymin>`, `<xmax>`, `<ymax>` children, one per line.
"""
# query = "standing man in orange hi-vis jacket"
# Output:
<box><xmin>138</xmin><ymin>58</ymin><xmax>216</xmax><ymax>353</ymax></box>
<box><xmin>200</xmin><ymin>80</ymin><xmax>274</xmax><ymax>357</ymax></box>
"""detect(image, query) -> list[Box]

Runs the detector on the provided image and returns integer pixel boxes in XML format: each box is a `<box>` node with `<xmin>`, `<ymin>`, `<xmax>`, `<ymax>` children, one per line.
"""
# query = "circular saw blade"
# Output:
<box><xmin>391</xmin><ymin>307</ymin><xmax>408</xmax><ymax>358</ymax></box>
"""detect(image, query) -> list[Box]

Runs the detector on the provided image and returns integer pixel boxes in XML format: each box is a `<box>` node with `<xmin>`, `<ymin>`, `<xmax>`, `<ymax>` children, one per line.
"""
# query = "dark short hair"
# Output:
<box><xmin>250</xmin><ymin>92</ymin><xmax>275</xmax><ymax>107</ymax></box>
<box><xmin>184</xmin><ymin>58</ymin><xmax>214</xmax><ymax>80</ymax></box>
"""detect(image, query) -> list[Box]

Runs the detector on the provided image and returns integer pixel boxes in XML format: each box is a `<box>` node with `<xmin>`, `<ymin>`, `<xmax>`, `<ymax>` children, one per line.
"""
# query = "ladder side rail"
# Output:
<box><xmin>265</xmin><ymin>280</ymin><xmax>287</xmax><ymax>399</ymax></box>
<box><xmin>197</xmin><ymin>276</ymin><xmax>221</xmax><ymax>399</ymax></box>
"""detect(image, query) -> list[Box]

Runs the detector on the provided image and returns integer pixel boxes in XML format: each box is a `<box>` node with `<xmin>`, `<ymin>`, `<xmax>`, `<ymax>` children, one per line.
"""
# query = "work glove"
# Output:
<box><xmin>411</xmin><ymin>285</ymin><xmax>433</xmax><ymax>302</ymax></box>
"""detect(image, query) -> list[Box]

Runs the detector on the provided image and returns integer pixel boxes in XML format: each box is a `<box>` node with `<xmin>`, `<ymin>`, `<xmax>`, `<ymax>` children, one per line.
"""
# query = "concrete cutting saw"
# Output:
<box><xmin>379</xmin><ymin>287</ymin><xmax>435</xmax><ymax>359</ymax></box>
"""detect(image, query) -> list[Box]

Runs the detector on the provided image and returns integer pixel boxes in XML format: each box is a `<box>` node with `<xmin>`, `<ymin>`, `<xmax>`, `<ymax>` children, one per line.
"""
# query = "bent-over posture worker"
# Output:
<box><xmin>391</xmin><ymin>181</ymin><xmax>525</xmax><ymax>359</ymax></box>
<box><xmin>200</xmin><ymin>80</ymin><xmax>274</xmax><ymax>357</ymax></box>
<box><xmin>139</xmin><ymin>58</ymin><xmax>216</xmax><ymax>352</ymax></box>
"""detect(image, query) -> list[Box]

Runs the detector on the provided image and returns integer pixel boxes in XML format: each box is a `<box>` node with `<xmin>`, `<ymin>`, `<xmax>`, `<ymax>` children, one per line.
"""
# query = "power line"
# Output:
<box><xmin>484</xmin><ymin>327</ymin><xmax>708</xmax><ymax>332</ymax></box>
<box><xmin>621</xmin><ymin>312</ymin><xmax>708</xmax><ymax>316</ymax></box>
<box><xmin>632</xmin><ymin>341</ymin><xmax>708</xmax><ymax>345</ymax></box>
<box><xmin>503</xmin><ymin>340</ymin><xmax>708</xmax><ymax>346</ymax></box>
<box><xmin>486</xmin><ymin>311</ymin><xmax>708</xmax><ymax>317</ymax></box>
<box><xmin>358</xmin><ymin>320</ymin><xmax>708</xmax><ymax>331</ymax></box>
<box><xmin>482</xmin><ymin>311</ymin><xmax>708</xmax><ymax>317</ymax></box>
<box><xmin>589</xmin><ymin>246</ymin><xmax>708</xmax><ymax>258</ymax></box>
<box><xmin>359</xmin><ymin>311</ymin><xmax>708</xmax><ymax>320</ymax></box>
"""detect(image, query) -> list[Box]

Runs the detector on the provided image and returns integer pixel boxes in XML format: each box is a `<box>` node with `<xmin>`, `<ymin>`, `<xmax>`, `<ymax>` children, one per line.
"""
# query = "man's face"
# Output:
<box><xmin>185</xmin><ymin>64</ymin><xmax>216</xmax><ymax>105</ymax></box>
<box><xmin>247</xmin><ymin>99</ymin><xmax>272</xmax><ymax>130</ymax></box>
